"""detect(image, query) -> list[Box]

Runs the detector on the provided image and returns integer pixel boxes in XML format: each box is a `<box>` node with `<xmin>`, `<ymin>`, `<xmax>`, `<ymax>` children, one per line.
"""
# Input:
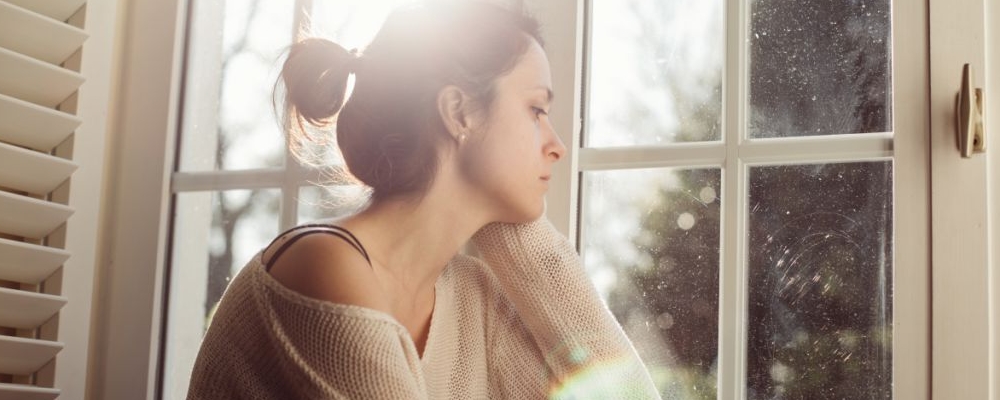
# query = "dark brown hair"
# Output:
<box><xmin>279</xmin><ymin>1</ymin><xmax>542</xmax><ymax>202</ymax></box>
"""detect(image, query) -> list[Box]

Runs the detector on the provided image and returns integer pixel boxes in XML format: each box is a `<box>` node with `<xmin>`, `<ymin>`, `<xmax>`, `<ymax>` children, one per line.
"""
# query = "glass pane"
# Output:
<box><xmin>582</xmin><ymin>168</ymin><xmax>721</xmax><ymax>399</ymax></box>
<box><xmin>163</xmin><ymin>189</ymin><xmax>280</xmax><ymax>398</ymax></box>
<box><xmin>297</xmin><ymin>184</ymin><xmax>368</xmax><ymax>224</ymax></box>
<box><xmin>747</xmin><ymin>162</ymin><xmax>892</xmax><ymax>399</ymax></box>
<box><xmin>178</xmin><ymin>0</ymin><xmax>292</xmax><ymax>171</ymax></box>
<box><xmin>748</xmin><ymin>0</ymin><xmax>891</xmax><ymax>138</ymax></box>
<box><xmin>586</xmin><ymin>0</ymin><xmax>723</xmax><ymax>147</ymax></box>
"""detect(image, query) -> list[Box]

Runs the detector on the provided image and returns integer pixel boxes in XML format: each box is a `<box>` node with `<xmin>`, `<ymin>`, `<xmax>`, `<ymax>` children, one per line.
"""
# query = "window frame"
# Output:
<box><xmin>927</xmin><ymin>0</ymin><xmax>994</xmax><ymax>397</ymax></box>
<box><xmin>85</xmin><ymin>0</ymin><xmax>187</xmax><ymax>398</ymax></box>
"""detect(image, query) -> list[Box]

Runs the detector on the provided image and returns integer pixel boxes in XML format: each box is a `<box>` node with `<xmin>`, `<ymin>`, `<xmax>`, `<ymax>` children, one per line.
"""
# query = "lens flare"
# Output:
<box><xmin>548</xmin><ymin>356</ymin><xmax>648</xmax><ymax>400</ymax></box>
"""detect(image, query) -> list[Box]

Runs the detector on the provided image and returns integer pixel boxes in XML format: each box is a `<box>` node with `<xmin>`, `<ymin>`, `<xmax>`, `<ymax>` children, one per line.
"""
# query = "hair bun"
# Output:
<box><xmin>281</xmin><ymin>37</ymin><xmax>355</xmax><ymax>127</ymax></box>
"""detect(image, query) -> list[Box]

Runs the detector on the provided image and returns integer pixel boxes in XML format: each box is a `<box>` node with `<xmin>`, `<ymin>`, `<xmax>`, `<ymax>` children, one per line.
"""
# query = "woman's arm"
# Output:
<box><xmin>472</xmin><ymin>218</ymin><xmax>661</xmax><ymax>399</ymax></box>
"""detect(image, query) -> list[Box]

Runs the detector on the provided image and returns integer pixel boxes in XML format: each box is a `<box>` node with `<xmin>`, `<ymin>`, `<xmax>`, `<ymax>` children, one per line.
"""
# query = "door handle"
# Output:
<box><xmin>954</xmin><ymin>63</ymin><xmax>986</xmax><ymax>158</ymax></box>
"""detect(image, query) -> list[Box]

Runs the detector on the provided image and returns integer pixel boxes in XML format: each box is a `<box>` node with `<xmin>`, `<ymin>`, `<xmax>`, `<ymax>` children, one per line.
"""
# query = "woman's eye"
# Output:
<box><xmin>531</xmin><ymin>107</ymin><xmax>548</xmax><ymax>118</ymax></box>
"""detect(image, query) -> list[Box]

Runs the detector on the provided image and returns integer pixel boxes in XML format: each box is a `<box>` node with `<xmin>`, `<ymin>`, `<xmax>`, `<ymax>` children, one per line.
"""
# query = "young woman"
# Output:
<box><xmin>187</xmin><ymin>2</ymin><xmax>659</xmax><ymax>399</ymax></box>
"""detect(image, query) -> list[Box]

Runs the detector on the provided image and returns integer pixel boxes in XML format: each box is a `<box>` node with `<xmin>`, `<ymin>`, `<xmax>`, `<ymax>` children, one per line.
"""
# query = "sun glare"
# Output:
<box><xmin>310</xmin><ymin>0</ymin><xmax>412</xmax><ymax>48</ymax></box>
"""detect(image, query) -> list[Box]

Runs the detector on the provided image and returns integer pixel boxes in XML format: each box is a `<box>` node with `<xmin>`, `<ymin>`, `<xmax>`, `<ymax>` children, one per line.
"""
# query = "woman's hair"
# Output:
<box><xmin>278</xmin><ymin>1</ymin><xmax>543</xmax><ymax>202</ymax></box>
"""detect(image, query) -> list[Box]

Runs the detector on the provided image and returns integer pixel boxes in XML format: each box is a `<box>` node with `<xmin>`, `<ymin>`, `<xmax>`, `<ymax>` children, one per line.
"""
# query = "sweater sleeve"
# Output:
<box><xmin>472</xmin><ymin>218</ymin><xmax>661</xmax><ymax>399</ymax></box>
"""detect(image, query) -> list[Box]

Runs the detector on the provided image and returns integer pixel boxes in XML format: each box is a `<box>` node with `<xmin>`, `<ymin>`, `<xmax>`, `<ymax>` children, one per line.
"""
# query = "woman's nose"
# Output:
<box><xmin>546</xmin><ymin>129</ymin><xmax>566</xmax><ymax>161</ymax></box>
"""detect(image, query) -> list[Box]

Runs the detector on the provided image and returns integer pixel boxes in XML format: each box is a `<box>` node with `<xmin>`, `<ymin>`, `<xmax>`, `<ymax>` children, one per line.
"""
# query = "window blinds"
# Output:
<box><xmin>0</xmin><ymin>0</ymin><xmax>87</xmax><ymax>398</ymax></box>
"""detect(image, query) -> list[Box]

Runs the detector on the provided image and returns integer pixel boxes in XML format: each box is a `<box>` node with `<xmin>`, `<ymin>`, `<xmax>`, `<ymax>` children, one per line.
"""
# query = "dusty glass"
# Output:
<box><xmin>581</xmin><ymin>167</ymin><xmax>721</xmax><ymax>399</ymax></box>
<box><xmin>746</xmin><ymin>162</ymin><xmax>892</xmax><ymax>399</ymax></box>
<box><xmin>748</xmin><ymin>0</ymin><xmax>892</xmax><ymax>138</ymax></box>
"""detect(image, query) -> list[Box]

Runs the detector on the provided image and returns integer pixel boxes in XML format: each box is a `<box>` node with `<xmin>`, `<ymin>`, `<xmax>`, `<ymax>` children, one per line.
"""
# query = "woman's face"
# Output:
<box><xmin>460</xmin><ymin>38</ymin><xmax>567</xmax><ymax>223</ymax></box>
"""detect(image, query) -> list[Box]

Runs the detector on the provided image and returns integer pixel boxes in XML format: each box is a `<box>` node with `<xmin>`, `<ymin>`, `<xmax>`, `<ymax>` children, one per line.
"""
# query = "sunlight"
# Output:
<box><xmin>310</xmin><ymin>0</ymin><xmax>413</xmax><ymax>48</ymax></box>
<box><xmin>548</xmin><ymin>356</ymin><xmax>667</xmax><ymax>400</ymax></box>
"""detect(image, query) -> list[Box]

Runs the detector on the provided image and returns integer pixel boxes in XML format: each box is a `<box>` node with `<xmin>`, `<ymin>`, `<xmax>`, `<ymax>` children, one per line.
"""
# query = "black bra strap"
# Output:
<box><xmin>263</xmin><ymin>224</ymin><xmax>371</xmax><ymax>271</ymax></box>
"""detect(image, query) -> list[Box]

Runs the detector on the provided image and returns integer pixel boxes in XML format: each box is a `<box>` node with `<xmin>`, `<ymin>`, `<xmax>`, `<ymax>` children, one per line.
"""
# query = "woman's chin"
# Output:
<box><xmin>496</xmin><ymin>203</ymin><xmax>544</xmax><ymax>224</ymax></box>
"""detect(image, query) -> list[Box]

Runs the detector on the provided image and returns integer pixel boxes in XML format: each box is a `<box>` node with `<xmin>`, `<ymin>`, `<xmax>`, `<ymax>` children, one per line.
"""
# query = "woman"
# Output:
<box><xmin>187</xmin><ymin>2</ymin><xmax>659</xmax><ymax>399</ymax></box>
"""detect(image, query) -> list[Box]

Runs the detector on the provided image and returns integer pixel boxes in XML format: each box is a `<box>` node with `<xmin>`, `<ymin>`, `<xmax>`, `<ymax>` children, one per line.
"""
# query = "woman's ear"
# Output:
<box><xmin>437</xmin><ymin>85</ymin><xmax>473</xmax><ymax>143</ymax></box>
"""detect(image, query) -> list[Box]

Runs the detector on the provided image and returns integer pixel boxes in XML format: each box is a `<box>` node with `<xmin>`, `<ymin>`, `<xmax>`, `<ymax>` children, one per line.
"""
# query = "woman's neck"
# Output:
<box><xmin>341</xmin><ymin>185</ymin><xmax>488</xmax><ymax>299</ymax></box>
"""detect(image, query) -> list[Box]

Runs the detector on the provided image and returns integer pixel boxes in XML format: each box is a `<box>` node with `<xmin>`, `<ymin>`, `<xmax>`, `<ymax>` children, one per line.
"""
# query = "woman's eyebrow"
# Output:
<box><xmin>530</xmin><ymin>86</ymin><xmax>554</xmax><ymax>102</ymax></box>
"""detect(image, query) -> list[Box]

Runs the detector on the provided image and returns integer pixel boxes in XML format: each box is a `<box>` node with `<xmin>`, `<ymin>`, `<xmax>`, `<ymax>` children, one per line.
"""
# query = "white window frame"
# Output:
<box><xmin>991</xmin><ymin>2</ymin><xmax>1000</xmax><ymax>395</ymax></box>
<box><xmin>83</xmin><ymin>0</ymin><xmax>1000</xmax><ymax>399</ymax></box>
<box><xmin>928</xmin><ymin>0</ymin><xmax>996</xmax><ymax>397</ymax></box>
<box><xmin>85</xmin><ymin>0</ymin><xmax>187</xmax><ymax>398</ymax></box>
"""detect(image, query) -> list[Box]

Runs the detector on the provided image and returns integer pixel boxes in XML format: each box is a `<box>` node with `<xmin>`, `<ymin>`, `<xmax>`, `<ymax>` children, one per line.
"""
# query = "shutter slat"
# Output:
<box><xmin>0</xmin><ymin>191</ymin><xmax>74</xmax><ymax>239</ymax></box>
<box><xmin>0</xmin><ymin>287</ymin><xmax>66</xmax><ymax>329</ymax></box>
<box><xmin>0</xmin><ymin>1</ymin><xmax>88</xmax><ymax>65</ymax></box>
<box><xmin>0</xmin><ymin>46</ymin><xmax>84</xmax><ymax>108</ymax></box>
<box><xmin>0</xmin><ymin>335</ymin><xmax>63</xmax><ymax>375</ymax></box>
<box><xmin>0</xmin><ymin>382</ymin><xmax>59</xmax><ymax>400</ymax></box>
<box><xmin>0</xmin><ymin>238</ymin><xmax>68</xmax><ymax>284</ymax></box>
<box><xmin>2</xmin><ymin>0</ymin><xmax>85</xmax><ymax>23</ymax></box>
<box><xmin>0</xmin><ymin>93</ymin><xmax>81</xmax><ymax>152</ymax></box>
<box><xmin>0</xmin><ymin>142</ymin><xmax>77</xmax><ymax>195</ymax></box>
<box><xmin>0</xmin><ymin>0</ymin><xmax>87</xmax><ymax>396</ymax></box>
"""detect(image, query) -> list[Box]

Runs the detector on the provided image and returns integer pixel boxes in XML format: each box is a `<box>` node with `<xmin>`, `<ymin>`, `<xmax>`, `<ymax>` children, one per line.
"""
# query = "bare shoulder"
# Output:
<box><xmin>263</xmin><ymin>230</ymin><xmax>388</xmax><ymax>313</ymax></box>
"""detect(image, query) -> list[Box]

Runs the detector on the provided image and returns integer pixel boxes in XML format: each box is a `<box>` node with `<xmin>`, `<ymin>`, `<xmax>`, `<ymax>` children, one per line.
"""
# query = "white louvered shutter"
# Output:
<box><xmin>0</xmin><ymin>0</ymin><xmax>88</xmax><ymax>399</ymax></box>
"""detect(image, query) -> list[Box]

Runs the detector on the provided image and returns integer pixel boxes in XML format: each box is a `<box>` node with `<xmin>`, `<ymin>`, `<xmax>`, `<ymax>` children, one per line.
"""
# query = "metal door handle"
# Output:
<box><xmin>954</xmin><ymin>63</ymin><xmax>986</xmax><ymax>157</ymax></box>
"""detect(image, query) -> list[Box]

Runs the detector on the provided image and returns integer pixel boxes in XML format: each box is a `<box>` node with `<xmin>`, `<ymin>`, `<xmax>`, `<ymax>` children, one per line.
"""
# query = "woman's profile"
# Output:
<box><xmin>187</xmin><ymin>1</ymin><xmax>660</xmax><ymax>398</ymax></box>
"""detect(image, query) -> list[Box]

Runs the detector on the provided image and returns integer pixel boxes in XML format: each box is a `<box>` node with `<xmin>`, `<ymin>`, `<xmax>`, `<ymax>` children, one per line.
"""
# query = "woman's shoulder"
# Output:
<box><xmin>207</xmin><ymin>251</ymin><xmax>403</xmax><ymax>338</ymax></box>
<box><xmin>261</xmin><ymin>225</ymin><xmax>391</xmax><ymax>315</ymax></box>
<box><xmin>444</xmin><ymin>253</ymin><xmax>505</xmax><ymax>300</ymax></box>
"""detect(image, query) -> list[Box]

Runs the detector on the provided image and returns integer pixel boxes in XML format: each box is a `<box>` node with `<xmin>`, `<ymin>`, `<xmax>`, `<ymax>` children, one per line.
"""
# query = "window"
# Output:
<box><xmin>569</xmin><ymin>0</ymin><xmax>922</xmax><ymax>398</ymax></box>
<box><xmin>159</xmin><ymin>0</ymin><xmax>933</xmax><ymax>399</ymax></box>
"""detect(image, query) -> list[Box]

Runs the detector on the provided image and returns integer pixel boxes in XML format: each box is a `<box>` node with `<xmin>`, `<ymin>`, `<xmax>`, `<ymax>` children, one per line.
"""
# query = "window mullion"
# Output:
<box><xmin>578</xmin><ymin>143</ymin><xmax>726</xmax><ymax>171</ymax></box>
<box><xmin>279</xmin><ymin>0</ymin><xmax>314</xmax><ymax>231</ymax></box>
<box><xmin>536</xmin><ymin>0</ymin><xmax>585</xmax><ymax>241</ymax></box>
<box><xmin>741</xmin><ymin>133</ymin><xmax>894</xmax><ymax>165</ymax></box>
<box><xmin>281</xmin><ymin>167</ymin><xmax>300</xmax><ymax>230</ymax></box>
<box><xmin>719</xmin><ymin>0</ymin><xmax>749</xmax><ymax>397</ymax></box>
<box><xmin>170</xmin><ymin>168</ymin><xmax>328</xmax><ymax>192</ymax></box>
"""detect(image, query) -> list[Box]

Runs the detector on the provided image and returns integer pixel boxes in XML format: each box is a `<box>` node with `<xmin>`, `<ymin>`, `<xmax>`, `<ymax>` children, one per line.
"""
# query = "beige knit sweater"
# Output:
<box><xmin>187</xmin><ymin>218</ymin><xmax>660</xmax><ymax>399</ymax></box>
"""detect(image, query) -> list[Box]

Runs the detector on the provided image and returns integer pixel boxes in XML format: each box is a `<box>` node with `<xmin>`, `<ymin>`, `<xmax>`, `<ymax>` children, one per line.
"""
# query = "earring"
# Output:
<box><xmin>458</xmin><ymin>133</ymin><xmax>467</xmax><ymax>143</ymax></box>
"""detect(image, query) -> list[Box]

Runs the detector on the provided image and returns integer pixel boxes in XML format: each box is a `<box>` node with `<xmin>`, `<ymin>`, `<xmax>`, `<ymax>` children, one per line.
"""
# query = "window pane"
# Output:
<box><xmin>163</xmin><ymin>189</ymin><xmax>280</xmax><ymax>398</ymax></box>
<box><xmin>178</xmin><ymin>0</ymin><xmax>293</xmax><ymax>171</ymax></box>
<box><xmin>586</xmin><ymin>0</ymin><xmax>723</xmax><ymax>147</ymax></box>
<box><xmin>581</xmin><ymin>168</ymin><xmax>721</xmax><ymax>399</ymax></box>
<box><xmin>297</xmin><ymin>184</ymin><xmax>368</xmax><ymax>224</ymax></box>
<box><xmin>748</xmin><ymin>0</ymin><xmax>891</xmax><ymax>138</ymax></box>
<box><xmin>747</xmin><ymin>162</ymin><xmax>892</xmax><ymax>399</ymax></box>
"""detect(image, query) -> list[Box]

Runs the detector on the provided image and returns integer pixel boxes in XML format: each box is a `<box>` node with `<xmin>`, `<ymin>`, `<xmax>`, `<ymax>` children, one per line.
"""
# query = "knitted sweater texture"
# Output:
<box><xmin>187</xmin><ymin>218</ymin><xmax>660</xmax><ymax>399</ymax></box>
